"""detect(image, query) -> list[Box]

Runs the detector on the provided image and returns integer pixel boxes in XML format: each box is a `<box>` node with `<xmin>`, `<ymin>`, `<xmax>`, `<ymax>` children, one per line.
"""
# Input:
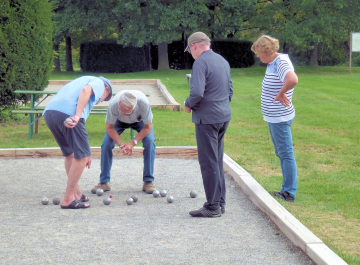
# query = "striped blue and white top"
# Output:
<box><xmin>261</xmin><ymin>54</ymin><xmax>295</xmax><ymax>123</ymax></box>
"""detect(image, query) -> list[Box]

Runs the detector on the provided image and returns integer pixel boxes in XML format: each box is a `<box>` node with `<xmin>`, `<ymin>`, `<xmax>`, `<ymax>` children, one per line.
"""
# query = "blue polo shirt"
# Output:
<box><xmin>43</xmin><ymin>76</ymin><xmax>105</xmax><ymax>120</ymax></box>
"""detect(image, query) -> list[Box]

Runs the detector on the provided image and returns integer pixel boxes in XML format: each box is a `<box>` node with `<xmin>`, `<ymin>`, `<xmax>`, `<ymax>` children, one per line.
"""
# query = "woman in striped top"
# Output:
<box><xmin>252</xmin><ymin>35</ymin><xmax>298</xmax><ymax>202</ymax></box>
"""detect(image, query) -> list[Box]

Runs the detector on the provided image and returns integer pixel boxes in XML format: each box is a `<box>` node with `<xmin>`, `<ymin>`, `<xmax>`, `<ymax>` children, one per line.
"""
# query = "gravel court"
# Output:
<box><xmin>0</xmin><ymin>157</ymin><xmax>315</xmax><ymax>265</ymax></box>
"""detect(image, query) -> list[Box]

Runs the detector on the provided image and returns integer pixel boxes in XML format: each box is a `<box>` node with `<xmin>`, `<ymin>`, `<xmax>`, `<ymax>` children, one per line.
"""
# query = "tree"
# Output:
<box><xmin>51</xmin><ymin>0</ymin><xmax>118</xmax><ymax>71</ymax></box>
<box><xmin>249</xmin><ymin>0</ymin><xmax>360</xmax><ymax>66</ymax></box>
<box><xmin>0</xmin><ymin>0</ymin><xmax>53</xmax><ymax>119</ymax></box>
<box><xmin>112</xmin><ymin>0</ymin><xmax>253</xmax><ymax>70</ymax></box>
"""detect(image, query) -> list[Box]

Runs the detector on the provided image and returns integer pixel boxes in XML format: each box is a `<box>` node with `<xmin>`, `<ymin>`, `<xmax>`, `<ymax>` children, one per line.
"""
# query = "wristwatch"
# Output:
<box><xmin>133</xmin><ymin>139</ymin><xmax>138</xmax><ymax>145</ymax></box>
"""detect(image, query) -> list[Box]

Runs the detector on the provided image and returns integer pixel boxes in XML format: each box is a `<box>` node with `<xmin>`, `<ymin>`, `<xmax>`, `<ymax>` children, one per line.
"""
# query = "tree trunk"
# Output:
<box><xmin>65</xmin><ymin>35</ymin><xmax>74</xmax><ymax>72</ymax></box>
<box><xmin>53</xmin><ymin>42</ymin><xmax>61</xmax><ymax>71</ymax></box>
<box><xmin>147</xmin><ymin>43</ymin><xmax>152</xmax><ymax>71</ymax></box>
<box><xmin>283</xmin><ymin>42</ymin><xmax>289</xmax><ymax>54</ymax></box>
<box><xmin>158</xmin><ymin>42</ymin><xmax>169</xmax><ymax>70</ymax></box>
<box><xmin>309</xmin><ymin>42</ymin><xmax>318</xmax><ymax>66</ymax></box>
<box><xmin>342</xmin><ymin>41</ymin><xmax>350</xmax><ymax>60</ymax></box>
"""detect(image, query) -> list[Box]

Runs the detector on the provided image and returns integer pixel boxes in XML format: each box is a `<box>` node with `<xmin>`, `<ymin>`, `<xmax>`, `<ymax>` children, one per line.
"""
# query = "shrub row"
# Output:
<box><xmin>0</xmin><ymin>0</ymin><xmax>53</xmax><ymax>117</ymax></box>
<box><xmin>80</xmin><ymin>39</ymin><xmax>254</xmax><ymax>72</ymax></box>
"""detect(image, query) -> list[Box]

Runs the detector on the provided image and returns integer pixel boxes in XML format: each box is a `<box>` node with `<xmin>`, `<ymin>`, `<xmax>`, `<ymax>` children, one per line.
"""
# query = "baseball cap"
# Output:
<box><xmin>98</xmin><ymin>76</ymin><xmax>113</xmax><ymax>101</ymax></box>
<box><xmin>184</xmin><ymin>32</ymin><xmax>211</xmax><ymax>52</ymax></box>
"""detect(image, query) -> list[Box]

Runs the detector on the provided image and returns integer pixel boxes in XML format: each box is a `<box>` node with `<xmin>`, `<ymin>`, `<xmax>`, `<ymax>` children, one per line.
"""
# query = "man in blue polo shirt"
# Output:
<box><xmin>43</xmin><ymin>76</ymin><xmax>112</xmax><ymax>209</ymax></box>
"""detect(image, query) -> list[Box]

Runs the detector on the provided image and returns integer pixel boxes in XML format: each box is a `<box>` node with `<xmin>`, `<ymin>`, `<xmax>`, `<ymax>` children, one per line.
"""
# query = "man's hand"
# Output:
<box><xmin>184</xmin><ymin>105</ymin><xmax>191</xmax><ymax>113</ymax></box>
<box><xmin>86</xmin><ymin>157</ymin><xmax>92</xmax><ymax>169</ymax></box>
<box><xmin>64</xmin><ymin>115</ymin><xmax>80</xmax><ymax>128</ymax></box>
<box><xmin>120</xmin><ymin>141</ymin><xmax>135</xmax><ymax>156</ymax></box>
<box><xmin>273</xmin><ymin>93</ymin><xmax>290</xmax><ymax>107</ymax></box>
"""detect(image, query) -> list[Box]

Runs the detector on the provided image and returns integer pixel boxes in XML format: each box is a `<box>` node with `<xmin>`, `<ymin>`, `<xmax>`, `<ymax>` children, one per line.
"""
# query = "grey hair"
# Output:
<box><xmin>119</xmin><ymin>92</ymin><xmax>137</xmax><ymax>109</ymax></box>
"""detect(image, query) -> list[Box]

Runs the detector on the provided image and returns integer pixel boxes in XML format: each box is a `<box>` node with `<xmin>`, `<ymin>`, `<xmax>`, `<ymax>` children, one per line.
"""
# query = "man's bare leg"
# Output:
<box><xmin>64</xmin><ymin>154</ymin><xmax>85</xmax><ymax>201</ymax></box>
<box><xmin>61</xmin><ymin>156</ymin><xmax>90</xmax><ymax>207</ymax></box>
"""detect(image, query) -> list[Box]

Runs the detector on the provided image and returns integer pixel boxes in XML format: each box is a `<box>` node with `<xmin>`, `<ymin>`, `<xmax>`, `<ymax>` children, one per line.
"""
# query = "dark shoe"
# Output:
<box><xmin>91</xmin><ymin>183</ymin><xmax>111</xmax><ymax>194</ymax></box>
<box><xmin>281</xmin><ymin>191</ymin><xmax>295</xmax><ymax>202</ymax></box>
<box><xmin>272</xmin><ymin>191</ymin><xmax>294</xmax><ymax>202</ymax></box>
<box><xmin>272</xmin><ymin>191</ymin><xmax>283</xmax><ymax>199</ymax></box>
<box><xmin>61</xmin><ymin>199</ymin><xmax>90</xmax><ymax>209</ymax></box>
<box><xmin>80</xmin><ymin>193</ymin><xmax>89</xmax><ymax>202</ymax></box>
<box><xmin>189</xmin><ymin>207</ymin><xmax>221</xmax><ymax>218</ymax></box>
<box><xmin>221</xmin><ymin>205</ymin><xmax>225</xmax><ymax>214</ymax></box>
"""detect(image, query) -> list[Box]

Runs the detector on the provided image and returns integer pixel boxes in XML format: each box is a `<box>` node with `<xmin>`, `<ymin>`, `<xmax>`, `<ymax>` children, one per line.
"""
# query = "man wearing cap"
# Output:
<box><xmin>43</xmin><ymin>76</ymin><xmax>113</xmax><ymax>209</ymax></box>
<box><xmin>184</xmin><ymin>32</ymin><xmax>233</xmax><ymax>217</ymax></box>
<box><xmin>91</xmin><ymin>90</ymin><xmax>156</xmax><ymax>194</ymax></box>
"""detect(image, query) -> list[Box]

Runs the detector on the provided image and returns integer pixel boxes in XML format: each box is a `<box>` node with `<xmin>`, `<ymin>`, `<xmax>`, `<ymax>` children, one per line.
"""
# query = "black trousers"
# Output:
<box><xmin>195</xmin><ymin>121</ymin><xmax>230</xmax><ymax>211</ymax></box>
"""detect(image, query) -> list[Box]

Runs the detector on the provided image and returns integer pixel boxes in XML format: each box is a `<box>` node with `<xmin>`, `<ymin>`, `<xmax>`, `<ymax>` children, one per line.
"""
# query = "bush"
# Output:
<box><xmin>211</xmin><ymin>39</ymin><xmax>255</xmax><ymax>68</ymax></box>
<box><xmin>80</xmin><ymin>38</ymin><xmax>255</xmax><ymax>72</ymax></box>
<box><xmin>80</xmin><ymin>39</ymin><xmax>147</xmax><ymax>73</ymax></box>
<box><xmin>0</xmin><ymin>0</ymin><xmax>53</xmax><ymax>121</ymax></box>
<box><xmin>167</xmin><ymin>39</ymin><xmax>254</xmax><ymax>70</ymax></box>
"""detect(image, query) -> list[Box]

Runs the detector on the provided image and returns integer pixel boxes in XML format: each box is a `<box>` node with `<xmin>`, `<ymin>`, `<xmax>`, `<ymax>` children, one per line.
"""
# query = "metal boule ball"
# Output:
<box><xmin>103</xmin><ymin>197</ymin><xmax>111</xmax><ymax>205</ymax></box>
<box><xmin>96</xmin><ymin>188</ymin><xmax>104</xmax><ymax>196</ymax></box>
<box><xmin>160</xmin><ymin>190</ymin><xmax>167</xmax><ymax>197</ymax></box>
<box><xmin>167</xmin><ymin>195</ymin><xmax>174</xmax><ymax>203</ymax></box>
<box><xmin>131</xmin><ymin>195</ymin><xmax>138</xmax><ymax>202</ymax></box>
<box><xmin>126</xmin><ymin>197</ymin><xmax>134</xmax><ymax>205</ymax></box>
<box><xmin>41</xmin><ymin>197</ymin><xmax>49</xmax><ymax>205</ymax></box>
<box><xmin>153</xmin><ymin>190</ymin><xmax>160</xmax><ymax>197</ymax></box>
<box><xmin>190</xmin><ymin>190</ymin><xmax>197</xmax><ymax>198</ymax></box>
<box><xmin>52</xmin><ymin>197</ymin><xmax>61</xmax><ymax>205</ymax></box>
<box><xmin>65</xmin><ymin>118</ymin><xmax>72</xmax><ymax>124</ymax></box>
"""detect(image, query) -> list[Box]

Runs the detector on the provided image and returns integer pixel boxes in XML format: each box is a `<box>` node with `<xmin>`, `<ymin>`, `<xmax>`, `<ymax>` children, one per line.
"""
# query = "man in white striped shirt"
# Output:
<box><xmin>252</xmin><ymin>35</ymin><xmax>298</xmax><ymax>202</ymax></box>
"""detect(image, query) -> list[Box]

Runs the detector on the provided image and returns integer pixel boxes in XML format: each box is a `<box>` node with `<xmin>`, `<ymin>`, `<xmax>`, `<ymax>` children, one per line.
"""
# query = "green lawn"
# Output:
<box><xmin>2</xmin><ymin>66</ymin><xmax>360</xmax><ymax>264</ymax></box>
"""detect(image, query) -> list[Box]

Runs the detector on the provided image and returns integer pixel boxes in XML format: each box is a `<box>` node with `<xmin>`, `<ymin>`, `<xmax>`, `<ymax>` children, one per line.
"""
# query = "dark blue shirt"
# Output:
<box><xmin>185</xmin><ymin>49</ymin><xmax>233</xmax><ymax>124</ymax></box>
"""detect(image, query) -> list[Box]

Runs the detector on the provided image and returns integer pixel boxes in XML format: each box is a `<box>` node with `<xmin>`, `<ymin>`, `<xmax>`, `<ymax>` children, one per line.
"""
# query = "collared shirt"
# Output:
<box><xmin>43</xmin><ymin>76</ymin><xmax>105</xmax><ymax>120</ymax></box>
<box><xmin>105</xmin><ymin>90</ymin><xmax>153</xmax><ymax>125</ymax></box>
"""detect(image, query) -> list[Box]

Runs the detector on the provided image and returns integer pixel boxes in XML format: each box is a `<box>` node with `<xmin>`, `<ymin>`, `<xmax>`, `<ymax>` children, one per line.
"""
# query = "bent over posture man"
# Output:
<box><xmin>184</xmin><ymin>32</ymin><xmax>233</xmax><ymax>217</ymax></box>
<box><xmin>91</xmin><ymin>90</ymin><xmax>156</xmax><ymax>194</ymax></box>
<box><xmin>43</xmin><ymin>76</ymin><xmax>113</xmax><ymax>209</ymax></box>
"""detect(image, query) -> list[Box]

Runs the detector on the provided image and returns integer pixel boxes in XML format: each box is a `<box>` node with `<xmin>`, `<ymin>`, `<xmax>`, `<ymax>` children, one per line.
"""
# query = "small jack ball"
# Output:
<box><xmin>167</xmin><ymin>196</ymin><xmax>174</xmax><ymax>203</ymax></box>
<box><xmin>96</xmin><ymin>188</ymin><xmax>104</xmax><ymax>196</ymax></box>
<box><xmin>109</xmin><ymin>194</ymin><xmax>113</xmax><ymax>198</ymax></box>
<box><xmin>41</xmin><ymin>197</ymin><xmax>49</xmax><ymax>205</ymax></box>
<box><xmin>52</xmin><ymin>197</ymin><xmax>61</xmax><ymax>205</ymax></box>
<box><xmin>153</xmin><ymin>190</ymin><xmax>160</xmax><ymax>197</ymax></box>
<box><xmin>65</xmin><ymin>118</ymin><xmax>72</xmax><ymax>124</ymax></box>
<box><xmin>131</xmin><ymin>195</ymin><xmax>138</xmax><ymax>202</ymax></box>
<box><xmin>126</xmin><ymin>198</ymin><xmax>134</xmax><ymax>205</ymax></box>
<box><xmin>190</xmin><ymin>190</ymin><xmax>197</xmax><ymax>198</ymax></box>
<box><xmin>103</xmin><ymin>197</ymin><xmax>111</xmax><ymax>205</ymax></box>
<box><xmin>160</xmin><ymin>190</ymin><xmax>167</xmax><ymax>197</ymax></box>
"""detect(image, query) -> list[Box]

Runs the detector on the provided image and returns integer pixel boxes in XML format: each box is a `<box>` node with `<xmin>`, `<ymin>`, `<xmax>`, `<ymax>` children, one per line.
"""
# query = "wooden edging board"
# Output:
<box><xmin>0</xmin><ymin>147</ymin><xmax>347</xmax><ymax>264</ymax></box>
<box><xmin>48</xmin><ymin>79</ymin><xmax>181</xmax><ymax>112</ymax></box>
<box><xmin>0</xmin><ymin>146</ymin><xmax>198</xmax><ymax>159</ymax></box>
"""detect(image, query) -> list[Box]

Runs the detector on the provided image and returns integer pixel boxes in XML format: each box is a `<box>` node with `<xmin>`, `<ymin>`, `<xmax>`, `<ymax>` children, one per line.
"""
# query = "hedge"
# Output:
<box><xmin>79</xmin><ymin>38</ymin><xmax>254</xmax><ymax>73</ymax></box>
<box><xmin>80</xmin><ymin>40</ymin><xmax>147</xmax><ymax>73</ymax></box>
<box><xmin>0</xmin><ymin>0</ymin><xmax>53</xmax><ymax>118</ymax></box>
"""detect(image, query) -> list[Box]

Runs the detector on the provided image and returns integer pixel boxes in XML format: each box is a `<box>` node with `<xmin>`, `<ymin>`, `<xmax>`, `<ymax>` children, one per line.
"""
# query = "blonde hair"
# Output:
<box><xmin>251</xmin><ymin>35</ymin><xmax>279</xmax><ymax>55</ymax></box>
